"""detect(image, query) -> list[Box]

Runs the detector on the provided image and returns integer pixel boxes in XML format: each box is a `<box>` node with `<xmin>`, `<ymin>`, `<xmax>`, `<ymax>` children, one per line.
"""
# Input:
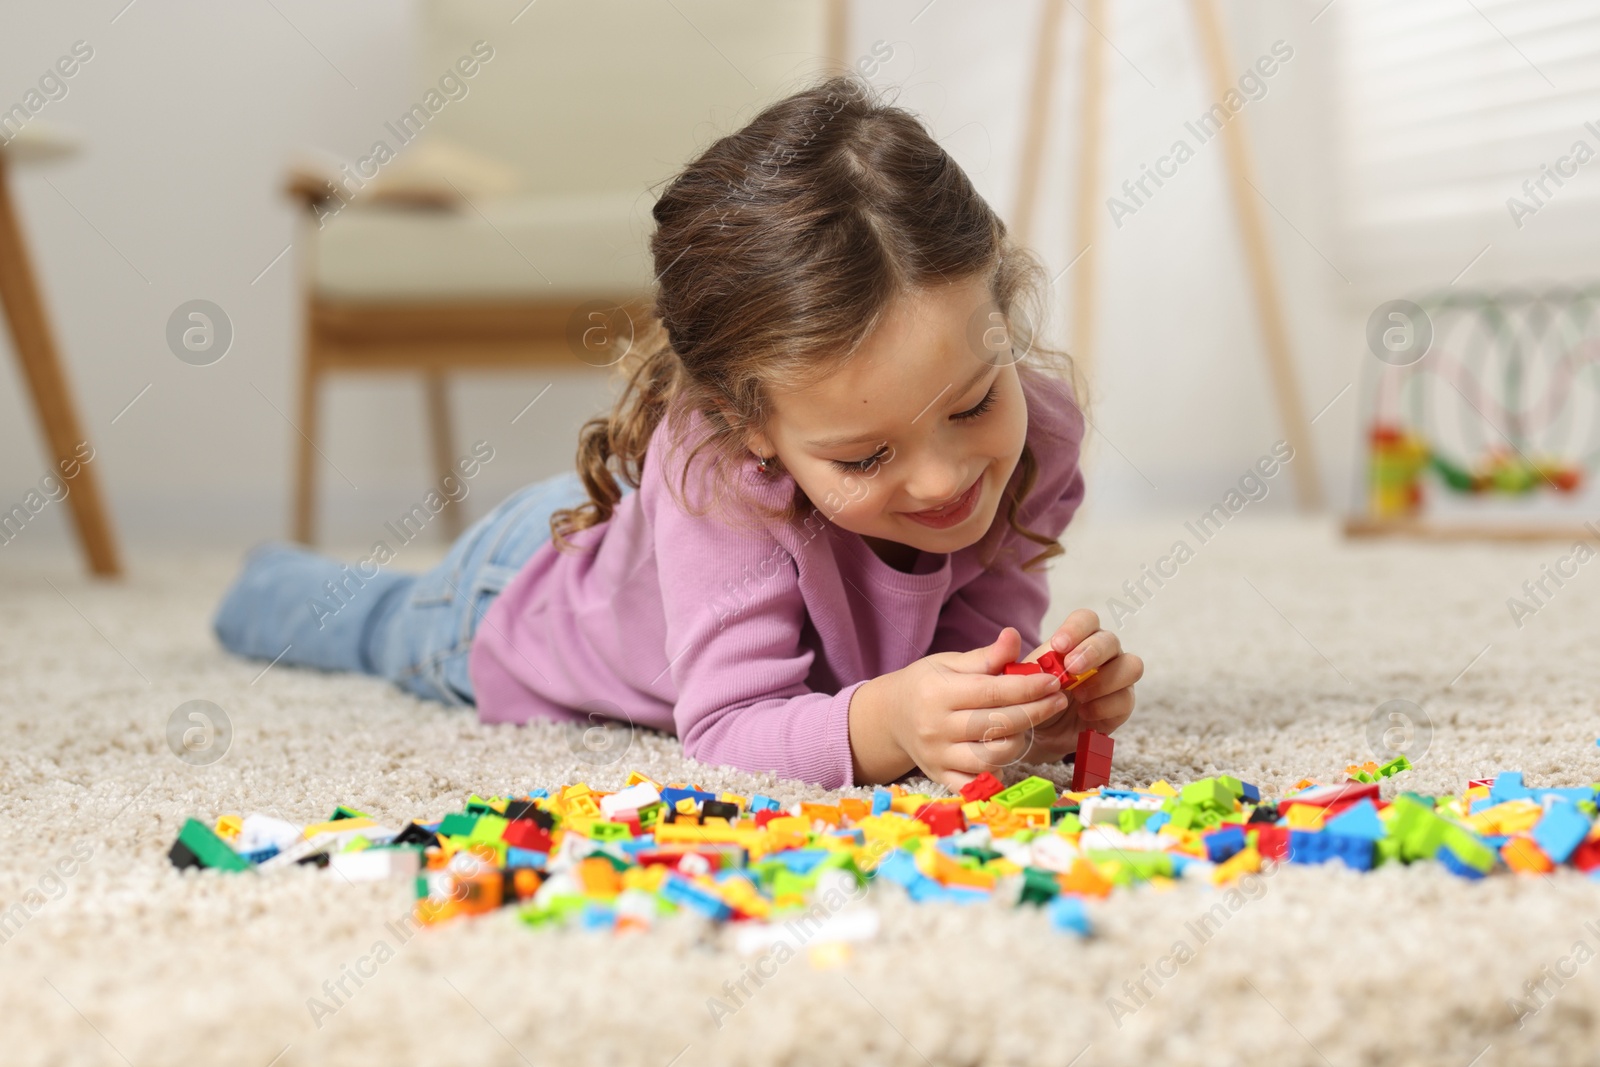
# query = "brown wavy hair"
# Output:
<box><xmin>550</xmin><ymin>75</ymin><xmax>1082</xmax><ymax>572</ymax></box>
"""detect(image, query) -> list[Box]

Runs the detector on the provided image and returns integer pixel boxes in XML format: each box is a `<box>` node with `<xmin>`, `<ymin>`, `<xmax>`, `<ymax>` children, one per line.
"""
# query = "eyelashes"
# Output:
<box><xmin>953</xmin><ymin>385</ymin><xmax>998</xmax><ymax>421</ymax></box>
<box><xmin>831</xmin><ymin>446</ymin><xmax>890</xmax><ymax>474</ymax></box>
<box><xmin>828</xmin><ymin>384</ymin><xmax>999</xmax><ymax>473</ymax></box>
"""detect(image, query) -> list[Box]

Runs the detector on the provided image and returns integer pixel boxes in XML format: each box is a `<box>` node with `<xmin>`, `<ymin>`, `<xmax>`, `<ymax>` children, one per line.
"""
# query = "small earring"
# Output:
<box><xmin>755</xmin><ymin>453</ymin><xmax>775</xmax><ymax>475</ymax></box>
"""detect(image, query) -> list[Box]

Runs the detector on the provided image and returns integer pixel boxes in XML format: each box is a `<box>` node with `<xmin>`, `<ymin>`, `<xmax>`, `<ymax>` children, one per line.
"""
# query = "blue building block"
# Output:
<box><xmin>871</xmin><ymin>787</ymin><xmax>893</xmax><ymax>816</ymax></box>
<box><xmin>1240</xmin><ymin>782</ymin><xmax>1260</xmax><ymax>803</ymax></box>
<box><xmin>1438</xmin><ymin>846</ymin><xmax>1490</xmax><ymax>880</ymax></box>
<box><xmin>749</xmin><ymin>794</ymin><xmax>781</xmax><ymax>812</ymax></box>
<box><xmin>506</xmin><ymin>847</ymin><xmax>549</xmax><ymax>867</ymax></box>
<box><xmin>1532</xmin><ymin>801</ymin><xmax>1591</xmax><ymax>864</ymax></box>
<box><xmin>1490</xmin><ymin>772</ymin><xmax>1530</xmax><ymax>804</ymax></box>
<box><xmin>1145</xmin><ymin>811</ymin><xmax>1172</xmax><ymax>833</ymax></box>
<box><xmin>660</xmin><ymin>787</ymin><xmax>719</xmax><ymax>810</ymax></box>
<box><xmin>659</xmin><ymin>873</ymin><xmax>732</xmax><ymax>921</ymax></box>
<box><xmin>770</xmin><ymin>848</ymin><xmax>832</xmax><ymax>875</ymax></box>
<box><xmin>1100</xmin><ymin>788</ymin><xmax>1143</xmax><ymax>800</ymax></box>
<box><xmin>578</xmin><ymin>903</ymin><xmax>617</xmax><ymax>930</ymax></box>
<box><xmin>1323</xmin><ymin>799</ymin><xmax>1386</xmax><ymax>841</ymax></box>
<box><xmin>1204</xmin><ymin>826</ymin><xmax>1247</xmax><ymax>863</ymax></box>
<box><xmin>873</xmin><ymin>850</ymin><xmax>922</xmax><ymax>887</ymax></box>
<box><xmin>527</xmin><ymin>789</ymin><xmax>550</xmax><ymax>800</ymax></box>
<box><xmin>1048</xmin><ymin>894</ymin><xmax>1091</xmax><ymax>936</ymax></box>
<box><xmin>1289</xmin><ymin>831</ymin><xmax>1374</xmax><ymax>870</ymax></box>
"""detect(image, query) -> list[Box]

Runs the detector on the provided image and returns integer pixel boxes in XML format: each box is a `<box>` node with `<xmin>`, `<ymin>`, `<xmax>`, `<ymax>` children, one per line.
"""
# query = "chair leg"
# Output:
<box><xmin>292</xmin><ymin>334</ymin><xmax>321</xmax><ymax>545</ymax></box>
<box><xmin>0</xmin><ymin>157</ymin><xmax>122</xmax><ymax>577</ymax></box>
<box><xmin>424</xmin><ymin>372</ymin><xmax>461</xmax><ymax>540</ymax></box>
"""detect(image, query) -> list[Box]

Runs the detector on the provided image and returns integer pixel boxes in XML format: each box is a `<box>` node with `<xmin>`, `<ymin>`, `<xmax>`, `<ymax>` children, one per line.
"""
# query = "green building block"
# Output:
<box><xmin>1019</xmin><ymin>867</ymin><xmax>1060</xmax><ymax>906</ymax></box>
<box><xmin>1049</xmin><ymin>804</ymin><xmax>1078</xmax><ymax>824</ymax></box>
<box><xmin>171</xmin><ymin>818</ymin><xmax>251</xmax><ymax>872</ymax></box>
<box><xmin>994</xmin><ymin>776</ymin><xmax>1057</xmax><ymax>811</ymax></box>
<box><xmin>1216</xmin><ymin>776</ymin><xmax>1245</xmax><ymax>800</ymax></box>
<box><xmin>1180</xmin><ymin>778</ymin><xmax>1234</xmax><ymax>813</ymax></box>
<box><xmin>583</xmin><ymin>821</ymin><xmax>632</xmax><ymax>842</ymax></box>
<box><xmin>1087</xmin><ymin>850</ymin><xmax>1172</xmax><ymax>882</ymax></box>
<box><xmin>1378</xmin><ymin>756</ymin><xmax>1412</xmax><ymax>778</ymax></box>
<box><xmin>769</xmin><ymin>869</ymin><xmax>816</xmax><ymax>899</ymax></box>
<box><xmin>1167</xmin><ymin>803</ymin><xmax>1201</xmax><ymax>830</ymax></box>
<box><xmin>1054</xmin><ymin>813</ymin><xmax>1084</xmax><ymax>835</ymax></box>
<box><xmin>519</xmin><ymin>894</ymin><xmax>586</xmax><ymax>927</ymax></box>
<box><xmin>329</xmin><ymin>805</ymin><xmax>372</xmax><ymax>821</ymax></box>
<box><xmin>464</xmin><ymin>794</ymin><xmax>502</xmax><ymax>815</ymax></box>
<box><xmin>1440</xmin><ymin>825</ymin><xmax>1496</xmax><ymax>874</ymax></box>
<box><xmin>468</xmin><ymin>814</ymin><xmax>509</xmax><ymax>844</ymax></box>
<box><xmin>437</xmin><ymin>812</ymin><xmax>479</xmax><ymax>837</ymax></box>
<box><xmin>1389</xmin><ymin>796</ymin><xmax>1450</xmax><ymax>861</ymax></box>
<box><xmin>1374</xmin><ymin>837</ymin><xmax>1401</xmax><ymax>867</ymax></box>
<box><xmin>1118</xmin><ymin>808</ymin><xmax>1154</xmax><ymax>833</ymax></box>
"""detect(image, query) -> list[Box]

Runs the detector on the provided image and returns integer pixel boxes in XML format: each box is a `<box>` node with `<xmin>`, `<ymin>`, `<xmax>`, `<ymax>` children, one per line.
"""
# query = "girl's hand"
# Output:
<box><xmin>1023</xmin><ymin>608</ymin><xmax>1143</xmax><ymax>762</ymax></box>
<box><xmin>848</xmin><ymin>627</ymin><xmax>1071</xmax><ymax>790</ymax></box>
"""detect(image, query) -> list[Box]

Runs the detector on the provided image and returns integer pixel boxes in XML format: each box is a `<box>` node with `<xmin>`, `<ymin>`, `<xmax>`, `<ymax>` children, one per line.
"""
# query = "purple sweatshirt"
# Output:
<box><xmin>469</xmin><ymin>369</ymin><xmax>1086</xmax><ymax>788</ymax></box>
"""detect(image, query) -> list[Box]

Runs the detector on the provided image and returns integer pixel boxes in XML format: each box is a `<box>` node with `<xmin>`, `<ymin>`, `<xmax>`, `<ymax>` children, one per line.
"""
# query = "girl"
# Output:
<box><xmin>214</xmin><ymin>76</ymin><xmax>1143</xmax><ymax>790</ymax></box>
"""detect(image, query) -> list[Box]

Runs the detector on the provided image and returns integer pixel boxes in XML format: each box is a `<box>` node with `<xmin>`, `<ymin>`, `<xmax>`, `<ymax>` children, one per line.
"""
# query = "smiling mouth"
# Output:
<box><xmin>904</xmin><ymin>474</ymin><xmax>983</xmax><ymax>526</ymax></box>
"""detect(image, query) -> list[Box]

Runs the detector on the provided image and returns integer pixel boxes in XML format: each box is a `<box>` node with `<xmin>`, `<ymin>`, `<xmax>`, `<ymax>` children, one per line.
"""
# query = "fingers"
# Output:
<box><xmin>1068</xmin><ymin>652</ymin><xmax>1143</xmax><ymax>704</ymax></box>
<box><xmin>945</xmin><ymin>625</ymin><xmax>1025</xmax><ymax>676</ymax></box>
<box><xmin>1074</xmin><ymin>686</ymin><xmax>1135</xmax><ymax>732</ymax></box>
<box><xmin>955</xmin><ymin>689</ymin><xmax>1071</xmax><ymax>742</ymax></box>
<box><xmin>1048</xmin><ymin>608</ymin><xmax>1102</xmax><ymax>656</ymax></box>
<box><xmin>1062</xmin><ymin>628</ymin><xmax>1122</xmax><ymax>676</ymax></box>
<box><xmin>938</xmin><ymin>664</ymin><xmax>1063</xmax><ymax>712</ymax></box>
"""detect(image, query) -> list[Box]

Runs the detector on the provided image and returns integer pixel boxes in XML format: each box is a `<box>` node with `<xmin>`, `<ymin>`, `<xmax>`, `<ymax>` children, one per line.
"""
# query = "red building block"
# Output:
<box><xmin>914</xmin><ymin>801</ymin><xmax>968</xmax><ymax>837</ymax></box>
<box><xmin>960</xmin><ymin>772</ymin><xmax>1004</xmax><ymax>803</ymax></box>
<box><xmin>1252</xmin><ymin>824</ymin><xmax>1291</xmax><ymax>862</ymax></box>
<box><xmin>500</xmin><ymin>819</ymin><xmax>553</xmax><ymax>853</ymax></box>
<box><xmin>1070</xmin><ymin>729</ymin><xmax>1114</xmax><ymax>791</ymax></box>
<box><xmin>1003</xmin><ymin>661</ymin><xmax>1043</xmax><ymax>675</ymax></box>
<box><xmin>1037</xmin><ymin>649</ymin><xmax>1068</xmax><ymax>679</ymax></box>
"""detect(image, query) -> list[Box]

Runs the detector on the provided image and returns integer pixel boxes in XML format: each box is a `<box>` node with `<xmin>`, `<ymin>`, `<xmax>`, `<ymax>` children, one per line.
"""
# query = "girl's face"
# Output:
<box><xmin>747</xmin><ymin>273</ymin><xmax>1029</xmax><ymax>557</ymax></box>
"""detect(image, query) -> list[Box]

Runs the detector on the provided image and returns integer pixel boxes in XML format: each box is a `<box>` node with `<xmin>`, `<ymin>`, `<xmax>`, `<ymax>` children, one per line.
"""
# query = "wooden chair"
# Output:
<box><xmin>0</xmin><ymin>123</ymin><xmax>120</xmax><ymax>576</ymax></box>
<box><xmin>286</xmin><ymin>0</ymin><xmax>843</xmax><ymax>544</ymax></box>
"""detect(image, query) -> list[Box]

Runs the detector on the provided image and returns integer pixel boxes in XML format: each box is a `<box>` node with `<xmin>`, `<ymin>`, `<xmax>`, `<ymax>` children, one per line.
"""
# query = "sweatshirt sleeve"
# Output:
<box><xmin>927</xmin><ymin>374</ymin><xmax>1088</xmax><ymax>656</ymax></box>
<box><xmin>652</xmin><ymin>474</ymin><xmax>859</xmax><ymax>789</ymax></box>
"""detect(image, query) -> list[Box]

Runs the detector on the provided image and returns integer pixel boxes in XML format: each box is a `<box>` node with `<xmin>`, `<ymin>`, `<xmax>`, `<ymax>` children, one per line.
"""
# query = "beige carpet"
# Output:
<box><xmin>5</xmin><ymin>517</ymin><xmax>1600</xmax><ymax>1067</ymax></box>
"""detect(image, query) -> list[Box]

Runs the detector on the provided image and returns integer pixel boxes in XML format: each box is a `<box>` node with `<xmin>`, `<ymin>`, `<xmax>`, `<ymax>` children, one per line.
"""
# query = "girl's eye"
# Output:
<box><xmin>953</xmin><ymin>385</ymin><xmax>998</xmax><ymax>421</ymax></box>
<box><xmin>831</xmin><ymin>445</ymin><xmax>890</xmax><ymax>473</ymax></box>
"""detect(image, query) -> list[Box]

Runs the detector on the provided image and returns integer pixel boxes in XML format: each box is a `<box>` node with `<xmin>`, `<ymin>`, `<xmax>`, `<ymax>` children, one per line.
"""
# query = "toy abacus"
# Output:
<box><xmin>1347</xmin><ymin>286</ymin><xmax>1600</xmax><ymax>539</ymax></box>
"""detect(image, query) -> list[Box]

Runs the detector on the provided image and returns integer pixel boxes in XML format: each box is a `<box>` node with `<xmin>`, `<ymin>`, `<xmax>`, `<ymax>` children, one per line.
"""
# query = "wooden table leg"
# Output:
<box><xmin>0</xmin><ymin>155</ymin><xmax>122</xmax><ymax>576</ymax></box>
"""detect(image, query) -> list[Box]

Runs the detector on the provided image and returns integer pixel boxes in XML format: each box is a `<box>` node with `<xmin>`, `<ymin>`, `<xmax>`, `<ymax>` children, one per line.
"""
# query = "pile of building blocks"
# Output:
<box><xmin>168</xmin><ymin>757</ymin><xmax>1600</xmax><ymax>942</ymax></box>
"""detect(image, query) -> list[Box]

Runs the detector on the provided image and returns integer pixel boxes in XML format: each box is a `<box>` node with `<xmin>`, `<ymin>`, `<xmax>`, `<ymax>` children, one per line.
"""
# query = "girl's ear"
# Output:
<box><xmin>714</xmin><ymin>402</ymin><xmax>773</xmax><ymax>458</ymax></box>
<box><xmin>742</xmin><ymin>426</ymin><xmax>776</xmax><ymax>461</ymax></box>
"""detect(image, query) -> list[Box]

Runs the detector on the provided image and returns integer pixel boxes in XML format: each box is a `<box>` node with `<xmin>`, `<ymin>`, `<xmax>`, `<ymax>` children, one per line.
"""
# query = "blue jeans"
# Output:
<box><xmin>213</xmin><ymin>471</ymin><xmax>620</xmax><ymax>705</ymax></box>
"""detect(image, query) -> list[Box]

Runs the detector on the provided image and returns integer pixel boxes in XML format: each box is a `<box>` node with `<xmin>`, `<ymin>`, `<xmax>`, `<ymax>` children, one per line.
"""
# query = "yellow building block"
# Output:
<box><xmin>1011</xmin><ymin>807</ymin><xmax>1051</xmax><ymax>828</ymax></box>
<box><xmin>1213</xmin><ymin>846</ymin><xmax>1263</xmax><ymax>885</ymax></box>
<box><xmin>1284</xmin><ymin>804</ymin><xmax>1326</xmax><ymax>830</ymax></box>
<box><xmin>624</xmin><ymin>770</ymin><xmax>661</xmax><ymax>789</ymax></box>
<box><xmin>622</xmin><ymin>865</ymin><xmax>668</xmax><ymax>892</ymax></box>
<box><xmin>1147</xmin><ymin>780</ymin><xmax>1178</xmax><ymax>798</ymax></box>
<box><xmin>214</xmin><ymin>814</ymin><xmax>242</xmax><ymax>841</ymax></box>
<box><xmin>859</xmin><ymin>814</ymin><xmax>928</xmax><ymax>847</ymax></box>
<box><xmin>1060</xmin><ymin>857</ymin><xmax>1113</xmax><ymax>898</ymax></box>
<box><xmin>1502</xmin><ymin>837</ymin><xmax>1554</xmax><ymax>874</ymax></box>
<box><xmin>799</xmin><ymin>802</ymin><xmax>841</xmax><ymax>827</ymax></box>
<box><xmin>890</xmin><ymin>794</ymin><xmax>933</xmax><ymax>815</ymax></box>
<box><xmin>302</xmin><ymin>816</ymin><xmax>376</xmax><ymax>839</ymax></box>
<box><xmin>1466</xmin><ymin>799</ymin><xmax>1542</xmax><ymax>836</ymax></box>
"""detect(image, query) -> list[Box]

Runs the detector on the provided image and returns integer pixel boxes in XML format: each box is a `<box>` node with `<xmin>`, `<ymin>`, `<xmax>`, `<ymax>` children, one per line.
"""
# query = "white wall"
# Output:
<box><xmin>0</xmin><ymin>0</ymin><xmax>1349</xmax><ymax>557</ymax></box>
